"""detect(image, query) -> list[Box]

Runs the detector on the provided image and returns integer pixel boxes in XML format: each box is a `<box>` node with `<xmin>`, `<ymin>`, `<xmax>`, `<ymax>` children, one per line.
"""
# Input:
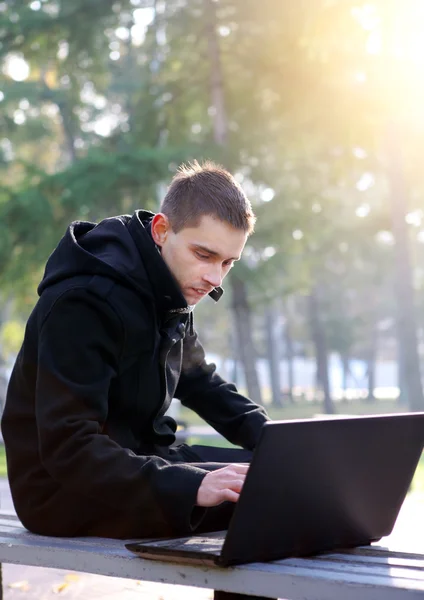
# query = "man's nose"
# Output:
<box><xmin>203</xmin><ymin>264</ymin><xmax>223</xmax><ymax>288</ymax></box>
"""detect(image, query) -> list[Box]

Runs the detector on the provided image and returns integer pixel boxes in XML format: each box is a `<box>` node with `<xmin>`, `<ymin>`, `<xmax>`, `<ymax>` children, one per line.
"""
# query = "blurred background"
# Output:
<box><xmin>1</xmin><ymin>0</ymin><xmax>424</xmax><ymax>430</ymax></box>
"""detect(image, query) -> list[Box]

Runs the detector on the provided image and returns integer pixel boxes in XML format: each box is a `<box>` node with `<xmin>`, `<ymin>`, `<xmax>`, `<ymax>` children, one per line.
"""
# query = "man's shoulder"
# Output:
<box><xmin>36</xmin><ymin>276</ymin><xmax>157</xmax><ymax>349</ymax></box>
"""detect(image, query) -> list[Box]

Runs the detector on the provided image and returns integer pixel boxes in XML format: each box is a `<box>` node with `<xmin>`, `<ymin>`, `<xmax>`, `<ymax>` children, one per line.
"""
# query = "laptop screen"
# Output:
<box><xmin>220</xmin><ymin>413</ymin><xmax>424</xmax><ymax>565</ymax></box>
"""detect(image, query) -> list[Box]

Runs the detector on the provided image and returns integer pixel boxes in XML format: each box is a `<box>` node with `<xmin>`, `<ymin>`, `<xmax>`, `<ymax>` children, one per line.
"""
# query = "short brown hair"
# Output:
<box><xmin>160</xmin><ymin>160</ymin><xmax>256</xmax><ymax>235</ymax></box>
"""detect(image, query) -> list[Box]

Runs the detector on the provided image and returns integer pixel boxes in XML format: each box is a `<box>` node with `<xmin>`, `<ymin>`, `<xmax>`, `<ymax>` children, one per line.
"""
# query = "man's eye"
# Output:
<box><xmin>196</xmin><ymin>252</ymin><xmax>209</xmax><ymax>260</ymax></box>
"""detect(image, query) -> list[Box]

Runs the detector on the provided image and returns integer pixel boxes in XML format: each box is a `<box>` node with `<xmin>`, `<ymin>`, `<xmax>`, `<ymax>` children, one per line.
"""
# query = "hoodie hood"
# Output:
<box><xmin>38</xmin><ymin>210</ymin><xmax>223</xmax><ymax>312</ymax></box>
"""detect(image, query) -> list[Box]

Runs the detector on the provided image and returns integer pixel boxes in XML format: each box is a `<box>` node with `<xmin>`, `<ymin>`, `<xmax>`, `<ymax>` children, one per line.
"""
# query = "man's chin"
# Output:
<box><xmin>184</xmin><ymin>296</ymin><xmax>201</xmax><ymax>306</ymax></box>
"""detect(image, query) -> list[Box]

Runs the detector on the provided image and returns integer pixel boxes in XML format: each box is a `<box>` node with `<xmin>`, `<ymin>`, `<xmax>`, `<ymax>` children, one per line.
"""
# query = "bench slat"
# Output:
<box><xmin>0</xmin><ymin>511</ymin><xmax>423</xmax><ymax>599</ymax></box>
<box><xmin>348</xmin><ymin>545</ymin><xmax>424</xmax><ymax>560</ymax></box>
<box><xmin>313</xmin><ymin>552</ymin><xmax>424</xmax><ymax>570</ymax></box>
<box><xmin>281</xmin><ymin>557</ymin><xmax>424</xmax><ymax>581</ymax></box>
<box><xmin>0</xmin><ymin>534</ymin><xmax>423</xmax><ymax>599</ymax></box>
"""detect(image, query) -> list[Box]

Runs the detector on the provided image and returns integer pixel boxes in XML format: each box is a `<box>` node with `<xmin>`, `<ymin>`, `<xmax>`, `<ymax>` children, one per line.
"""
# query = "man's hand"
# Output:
<box><xmin>196</xmin><ymin>464</ymin><xmax>249</xmax><ymax>507</ymax></box>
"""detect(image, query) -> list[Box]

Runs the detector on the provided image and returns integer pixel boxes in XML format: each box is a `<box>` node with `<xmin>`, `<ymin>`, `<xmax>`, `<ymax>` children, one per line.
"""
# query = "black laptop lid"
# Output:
<box><xmin>220</xmin><ymin>412</ymin><xmax>424</xmax><ymax>566</ymax></box>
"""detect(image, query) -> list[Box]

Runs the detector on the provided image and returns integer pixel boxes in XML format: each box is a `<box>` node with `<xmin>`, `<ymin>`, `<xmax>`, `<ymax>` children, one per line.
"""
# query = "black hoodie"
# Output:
<box><xmin>2</xmin><ymin>210</ymin><xmax>268</xmax><ymax>538</ymax></box>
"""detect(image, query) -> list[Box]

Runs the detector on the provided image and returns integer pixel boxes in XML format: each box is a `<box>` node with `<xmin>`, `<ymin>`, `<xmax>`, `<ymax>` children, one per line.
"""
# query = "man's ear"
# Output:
<box><xmin>151</xmin><ymin>213</ymin><xmax>170</xmax><ymax>247</ymax></box>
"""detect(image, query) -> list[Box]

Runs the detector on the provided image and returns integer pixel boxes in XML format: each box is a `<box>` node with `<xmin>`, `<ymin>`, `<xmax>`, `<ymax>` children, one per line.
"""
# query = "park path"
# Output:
<box><xmin>0</xmin><ymin>479</ymin><xmax>423</xmax><ymax>599</ymax></box>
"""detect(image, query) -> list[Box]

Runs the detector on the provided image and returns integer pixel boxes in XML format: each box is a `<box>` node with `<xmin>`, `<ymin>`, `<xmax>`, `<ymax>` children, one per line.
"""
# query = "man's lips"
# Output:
<box><xmin>190</xmin><ymin>287</ymin><xmax>211</xmax><ymax>297</ymax></box>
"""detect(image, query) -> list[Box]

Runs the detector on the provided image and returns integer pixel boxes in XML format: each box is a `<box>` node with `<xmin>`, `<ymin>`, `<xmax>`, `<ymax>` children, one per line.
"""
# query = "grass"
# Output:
<box><xmin>0</xmin><ymin>445</ymin><xmax>6</xmax><ymax>478</ymax></box>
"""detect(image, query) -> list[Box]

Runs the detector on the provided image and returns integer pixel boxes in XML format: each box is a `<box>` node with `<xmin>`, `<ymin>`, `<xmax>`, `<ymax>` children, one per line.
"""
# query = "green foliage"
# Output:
<box><xmin>0</xmin><ymin>0</ymin><xmax>422</xmax><ymax>382</ymax></box>
<box><xmin>0</xmin><ymin>445</ymin><xmax>6</xmax><ymax>478</ymax></box>
<box><xmin>0</xmin><ymin>145</ymin><xmax>203</xmax><ymax>289</ymax></box>
<box><xmin>0</xmin><ymin>320</ymin><xmax>25</xmax><ymax>361</ymax></box>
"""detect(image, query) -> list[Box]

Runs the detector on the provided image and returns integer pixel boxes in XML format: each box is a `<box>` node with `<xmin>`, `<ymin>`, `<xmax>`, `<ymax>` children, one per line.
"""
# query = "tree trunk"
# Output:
<box><xmin>41</xmin><ymin>68</ymin><xmax>76</xmax><ymax>165</ymax></box>
<box><xmin>397</xmin><ymin>345</ymin><xmax>409</xmax><ymax>407</ymax></box>
<box><xmin>341</xmin><ymin>354</ymin><xmax>349</xmax><ymax>399</ymax></box>
<box><xmin>229</xmin><ymin>326</ymin><xmax>239</xmax><ymax>387</ymax></box>
<box><xmin>385</xmin><ymin>120</ymin><xmax>424</xmax><ymax>411</ymax></box>
<box><xmin>204</xmin><ymin>0</ymin><xmax>262</xmax><ymax>404</ymax></box>
<box><xmin>50</xmin><ymin>84</ymin><xmax>76</xmax><ymax>165</ymax></box>
<box><xmin>231</xmin><ymin>359</ymin><xmax>239</xmax><ymax>387</ymax></box>
<box><xmin>284</xmin><ymin>313</ymin><xmax>295</xmax><ymax>403</ymax></box>
<box><xmin>230</xmin><ymin>274</ymin><xmax>263</xmax><ymax>404</ymax></box>
<box><xmin>307</xmin><ymin>287</ymin><xmax>334</xmax><ymax>414</ymax></box>
<box><xmin>365</xmin><ymin>321</ymin><xmax>378</xmax><ymax>403</ymax></box>
<box><xmin>366</xmin><ymin>352</ymin><xmax>376</xmax><ymax>403</ymax></box>
<box><xmin>205</xmin><ymin>0</ymin><xmax>228</xmax><ymax>146</ymax></box>
<box><xmin>265</xmin><ymin>306</ymin><xmax>282</xmax><ymax>406</ymax></box>
<box><xmin>56</xmin><ymin>100</ymin><xmax>77</xmax><ymax>164</ymax></box>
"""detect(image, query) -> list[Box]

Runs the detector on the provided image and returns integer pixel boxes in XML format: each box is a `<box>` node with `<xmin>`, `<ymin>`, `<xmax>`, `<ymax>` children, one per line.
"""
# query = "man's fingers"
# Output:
<box><xmin>228</xmin><ymin>478</ymin><xmax>244</xmax><ymax>493</ymax></box>
<box><xmin>220</xmin><ymin>464</ymin><xmax>249</xmax><ymax>479</ymax></box>
<box><xmin>221</xmin><ymin>489</ymin><xmax>240</xmax><ymax>503</ymax></box>
<box><xmin>196</xmin><ymin>463</ymin><xmax>250</xmax><ymax>507</ymax></box>
<box><xmin>230</xmin><ymin>463</ymin><xmax>249</xmax><ymax>473</ymax></box>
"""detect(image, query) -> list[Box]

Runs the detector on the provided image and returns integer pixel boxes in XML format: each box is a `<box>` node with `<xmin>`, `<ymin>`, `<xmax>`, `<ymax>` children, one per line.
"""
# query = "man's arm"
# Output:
<box><xmin>175</xmin><ymin>327</ymin><xmax>270</xmax><ymax>449</ymax></box>
<box><xmin>34</xmin><ymin>289</ymin><xmax>208</xmax><ymax>534</ymax></box>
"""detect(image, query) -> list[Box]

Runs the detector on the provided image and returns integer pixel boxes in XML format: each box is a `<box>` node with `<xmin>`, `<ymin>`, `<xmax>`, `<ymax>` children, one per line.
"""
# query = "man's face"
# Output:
<box><xmin>152</xmin><ymin>213</ymin><xmax>247</xmax><ymax>305</ymax></box>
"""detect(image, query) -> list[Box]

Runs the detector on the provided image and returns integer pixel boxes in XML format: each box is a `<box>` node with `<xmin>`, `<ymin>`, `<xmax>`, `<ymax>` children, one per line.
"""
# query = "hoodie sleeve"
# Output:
<box><xmin>35</xmin><ymin>288</ymin><xmax>207</xmax><ymax>534</ymax></box>
<box><xmin>175</xmin><ymin>328</ymin><xmax>270</xmax><ymax>450</ymax></box>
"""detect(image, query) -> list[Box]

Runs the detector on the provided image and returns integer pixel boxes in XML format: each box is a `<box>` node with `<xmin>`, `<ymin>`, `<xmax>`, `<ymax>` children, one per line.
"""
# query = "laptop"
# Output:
<box><xmin>126</xmin><ymin>412</ymin><xmax>424</xmax><ymax>566</ymax></box>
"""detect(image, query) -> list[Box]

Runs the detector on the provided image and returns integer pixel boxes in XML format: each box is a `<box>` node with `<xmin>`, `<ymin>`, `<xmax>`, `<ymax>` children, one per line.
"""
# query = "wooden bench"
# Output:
<box><xmin>0</xmin><ymin>510</ymin><xmax>423</xmax><ymax>599</ymax></box>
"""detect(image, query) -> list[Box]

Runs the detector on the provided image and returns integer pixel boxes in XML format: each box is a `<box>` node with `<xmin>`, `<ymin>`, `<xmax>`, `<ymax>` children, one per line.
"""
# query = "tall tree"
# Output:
<box><xmin>385</xmin><ymin>122</ymin><xmax>424</xmax><ymax>410</ymax></box>
<box><xmin>204</xmin><ymin>0</ymin><xmax>263</xmax><ymax>404</ymax></box>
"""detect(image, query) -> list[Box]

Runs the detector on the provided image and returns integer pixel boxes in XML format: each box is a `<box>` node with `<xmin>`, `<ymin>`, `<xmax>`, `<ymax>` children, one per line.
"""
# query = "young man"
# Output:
<box><xmin>2</xmin><ymin>161</ymin><xmax>269</xmax><ymax>540</ymax></box>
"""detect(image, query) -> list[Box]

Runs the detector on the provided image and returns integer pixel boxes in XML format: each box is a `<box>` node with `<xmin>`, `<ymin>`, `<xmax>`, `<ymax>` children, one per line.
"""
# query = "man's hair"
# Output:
<box><xmin>160</xmin><ymin>160</ymin><xmax>256</xmax><ymax>235</ymax></box>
